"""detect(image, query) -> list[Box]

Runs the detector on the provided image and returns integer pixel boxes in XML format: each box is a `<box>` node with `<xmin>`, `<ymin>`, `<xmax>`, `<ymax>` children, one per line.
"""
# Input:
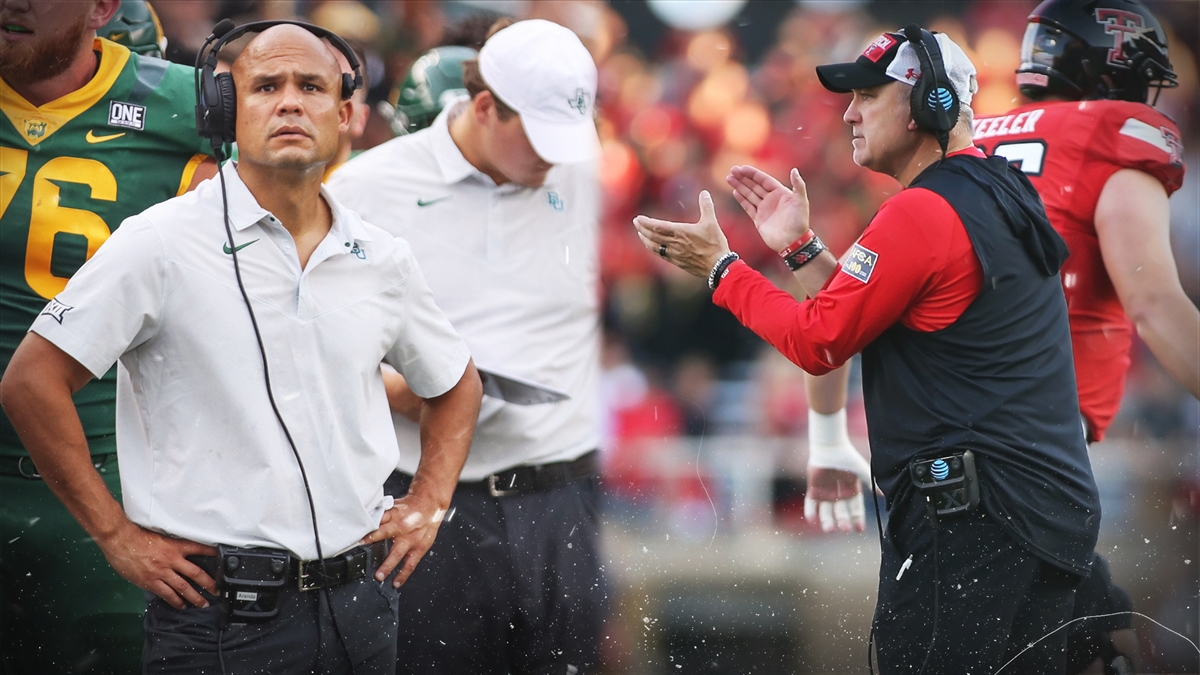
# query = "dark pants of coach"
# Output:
<box><xmin>874</xmin><ymin>497</ymin><xmax>1080</xmax><ymax>674</ymax></box>
<box><xmin>385</xmin><ymin>465</ymin><xmax>604</xmax><ymax>675</ymax></box>
<box><xmin>141</xmin><ymin>550</ymin><xmax>399</xmax><ymax>674</ymax></box>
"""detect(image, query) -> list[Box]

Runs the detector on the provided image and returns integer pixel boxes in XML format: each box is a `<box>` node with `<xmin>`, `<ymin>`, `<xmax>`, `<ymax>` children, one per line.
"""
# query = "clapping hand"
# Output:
<box><xmin>633</xmin><ymin>190</ymin><xmax>730</xmax><ymax>277</ymax></box>
<box><xmin>726</xmin><ymin>165</ymin><xmax>812</xmax><ymax>253</ymax></box>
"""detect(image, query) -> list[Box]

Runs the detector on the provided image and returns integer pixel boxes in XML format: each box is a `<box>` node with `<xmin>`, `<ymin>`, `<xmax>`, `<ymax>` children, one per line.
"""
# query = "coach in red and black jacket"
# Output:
<box><xmin>635</xmin><ymin>29</ymin><xmax>1101</xmax><ymax>674</ymax></box>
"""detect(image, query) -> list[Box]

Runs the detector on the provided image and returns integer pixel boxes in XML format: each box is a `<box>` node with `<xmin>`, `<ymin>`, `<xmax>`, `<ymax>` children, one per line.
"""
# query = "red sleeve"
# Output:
<box><xmin>1097</xmin><ymin>101</ymin><xmax>1185</xmax><ymax>195</ymax></box>
<box><xmin>712</xmin><ymin>189</ymin><xmax>982</xmax><ymax>374</ymax></box>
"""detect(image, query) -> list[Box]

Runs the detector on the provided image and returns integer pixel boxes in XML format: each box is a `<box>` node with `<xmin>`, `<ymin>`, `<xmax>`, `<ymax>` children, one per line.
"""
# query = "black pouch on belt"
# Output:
<box><xmin>215</xmin><ymin>544</ymin><xmax>289</xmax><ymax>623</ymax></box>
<box><xmin>908</xmin><ymin>449</ymin><xmax>980</xmax><ymax>519</ymax></box>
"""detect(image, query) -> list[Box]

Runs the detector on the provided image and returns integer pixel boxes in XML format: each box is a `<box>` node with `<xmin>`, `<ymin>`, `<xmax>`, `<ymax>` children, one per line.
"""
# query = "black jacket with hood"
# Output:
<box><xmin>863</xmin><ymin>153</ymin><xmax>1101</xmax><ymax>576</ymax></box>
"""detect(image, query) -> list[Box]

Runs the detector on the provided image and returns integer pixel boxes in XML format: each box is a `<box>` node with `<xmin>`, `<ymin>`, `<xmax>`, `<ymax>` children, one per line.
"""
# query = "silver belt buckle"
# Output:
<box><xmin>297</xmin><ymin>559</ymin><xmax>321</xmax><ymax>592</ymax></box>
<box><xmin>487</xmin><ymin>473</ymin><xmax>520</xmax><ymax>498</ymax></box>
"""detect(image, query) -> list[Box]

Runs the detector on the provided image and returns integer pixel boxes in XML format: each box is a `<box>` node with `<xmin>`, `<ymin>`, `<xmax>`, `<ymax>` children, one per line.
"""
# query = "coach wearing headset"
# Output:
<box><xmin>0</xmin><ymin>23</ymin><xmax>482</xmax><ymax>673</ymax></box>
<box><xmin>635</xmin><ymin>28</ymin><xmax>1100</xmax><ymax>673</ymax></box>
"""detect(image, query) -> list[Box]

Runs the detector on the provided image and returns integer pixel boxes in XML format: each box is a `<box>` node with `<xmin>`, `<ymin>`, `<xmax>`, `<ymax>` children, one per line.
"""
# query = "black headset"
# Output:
<box><xmin>194</xmin><ymin>19</ymin><xmax>363</xmax><ymax>158</ymax></box>
<box><xmin>902</xmin><ymin>24</ymin><xmax>959</xmax><ymax>156</ymax></box>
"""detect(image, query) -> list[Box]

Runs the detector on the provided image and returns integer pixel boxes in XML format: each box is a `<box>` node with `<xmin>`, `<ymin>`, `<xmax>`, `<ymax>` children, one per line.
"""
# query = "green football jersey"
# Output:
<box><xmin>0</xmin><ymin>38</ymin><xmax>212</xmax><ymax>457</ymax></box>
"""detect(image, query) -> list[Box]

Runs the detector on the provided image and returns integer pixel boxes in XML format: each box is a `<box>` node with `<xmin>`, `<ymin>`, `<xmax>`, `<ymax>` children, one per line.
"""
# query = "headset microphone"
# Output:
<box><xmin>211</xmin><ymin>18</ymin><xmax>235</xmax><ymax>39</ymax></box>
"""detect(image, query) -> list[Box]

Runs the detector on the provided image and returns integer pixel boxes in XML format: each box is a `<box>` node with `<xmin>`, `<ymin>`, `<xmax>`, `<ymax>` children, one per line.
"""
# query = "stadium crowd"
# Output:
<box><xmin>146</xmin><ymin>0</ymin><xmax>1199</xmax><ymax>450</ymax></box>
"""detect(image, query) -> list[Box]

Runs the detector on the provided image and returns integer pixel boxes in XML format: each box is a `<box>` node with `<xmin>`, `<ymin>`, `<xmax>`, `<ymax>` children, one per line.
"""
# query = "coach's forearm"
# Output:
<box><xmin>0</xmin><ymin>333</ymin><xmax>131</xmax><ymax>545</ymax></box>
<box><xmin>409</xmin><ymin>360</ymin><xmax>483</xmax><ymax>508</ymax></box>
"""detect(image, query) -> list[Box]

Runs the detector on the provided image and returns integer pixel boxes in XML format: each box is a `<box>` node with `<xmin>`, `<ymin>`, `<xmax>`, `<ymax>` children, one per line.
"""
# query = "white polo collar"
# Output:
<box><xmin>219</xmin><ymin>162</ymin><xmax>270</xmax><ymax>231</ymax></box>
<box><xmin>429</xmin><ymin>97</ymin><xmax>491</xmax><ymax>186</ymax></box>
<box><xmin>218</xmin><ymin>162</ymin><xmax>373</xmax><ymax>244</ymax></box>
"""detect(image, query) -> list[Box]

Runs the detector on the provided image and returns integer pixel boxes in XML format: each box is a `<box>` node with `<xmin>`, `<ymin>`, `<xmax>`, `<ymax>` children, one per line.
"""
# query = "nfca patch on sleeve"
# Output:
<box><xmin>841</xmin><ymin>243</ymin><xmax>878</xmax><ymax>283</ymax></box>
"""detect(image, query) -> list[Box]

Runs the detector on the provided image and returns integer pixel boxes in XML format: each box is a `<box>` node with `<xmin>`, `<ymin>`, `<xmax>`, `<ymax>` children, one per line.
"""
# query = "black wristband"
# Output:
<box><xmin>783</xmin><ymin>235</ymin><xmax>826</xmax><ymax>271</ymax></box>
<box><xmin>708</xmin><ymin>252</ymin><xmax>740</xmax><ymax>290</ymax></box>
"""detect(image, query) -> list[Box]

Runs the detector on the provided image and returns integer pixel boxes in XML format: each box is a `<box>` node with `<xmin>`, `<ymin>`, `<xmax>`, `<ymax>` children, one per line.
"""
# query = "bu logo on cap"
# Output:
<box><xmin>567</xmin><ymin>88</ymin><xmax>591</xmax><ymax>116</ymax></box>
<box><xmin>863</xmin><ymin>34</ymin><xmax>897</xmax><ymax>63</ymax></box>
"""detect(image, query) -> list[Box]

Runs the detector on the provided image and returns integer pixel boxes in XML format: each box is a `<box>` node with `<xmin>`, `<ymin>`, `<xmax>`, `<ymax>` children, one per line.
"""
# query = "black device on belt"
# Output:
<box><xmin>468</xmin><ymin>451</ymin><xmax>597</xmax><ymax>497</ymax></box>
<box><xmin>909</xmin><ymin>449</ymin><xmax>979</xmax><ymax>519</ymax></box>
<box><xmin>190</xmin><ymin>540</ymin><xmax>388</xmax><ymax>623</ymax></box>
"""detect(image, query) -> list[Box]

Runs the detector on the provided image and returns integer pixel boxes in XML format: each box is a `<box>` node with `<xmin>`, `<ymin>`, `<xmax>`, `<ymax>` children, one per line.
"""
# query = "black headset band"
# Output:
<box><xmin>193</xmin><ymin>19</ymin><xmax>364</xmax><ymax>157</ymax></box>
<box><xmin>902</xmin><ymin>24</ymin><xmax>959</xmax><ymax>154</ymax></box>
<box><xmin>906</xmin><ymin>26</ymin><xmax>951</xmax><ymax>96</ymax></box>
<box><xmin>201</xmin><ymin>20</ymin><xmax>363</xmax><ymax>92</ymax></box>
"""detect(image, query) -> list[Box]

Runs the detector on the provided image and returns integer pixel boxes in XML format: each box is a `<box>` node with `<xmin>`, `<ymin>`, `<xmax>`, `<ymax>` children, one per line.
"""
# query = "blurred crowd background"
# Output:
<box><xmin>149</xmin><ymin>1</ymin><xmax>1199</xmax><ymax>671</ymax></box>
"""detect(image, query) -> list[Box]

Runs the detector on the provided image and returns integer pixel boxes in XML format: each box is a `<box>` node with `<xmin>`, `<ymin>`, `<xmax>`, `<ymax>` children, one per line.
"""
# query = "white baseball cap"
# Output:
<box><xmin>816</xmin><ymin>30</ymin><xmax>978</xmax><ymax>106</ymax></box>
<box><xmin>479</xmin><ymin>19</ymin><xmax>600</xmax><ymax>165</ymax></box>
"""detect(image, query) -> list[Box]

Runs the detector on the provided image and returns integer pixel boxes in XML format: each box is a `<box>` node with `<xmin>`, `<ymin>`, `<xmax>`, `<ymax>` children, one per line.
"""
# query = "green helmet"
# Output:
<box><xmin>388</xmin><ymin>46</ymin><xmax>477</xmax><ymax>136</ymax></box>
<box><xmin>98</xmin><ymin>0</ymin><xmax>167</xmax><ymax>59</ymax></box>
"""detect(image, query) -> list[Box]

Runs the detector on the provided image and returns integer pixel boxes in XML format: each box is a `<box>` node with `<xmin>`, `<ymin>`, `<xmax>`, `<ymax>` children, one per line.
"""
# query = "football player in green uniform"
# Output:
<box><xmin>0</xmin><ymin>1</ymin><xmax>216</xmax><ymax>672</ymax></box>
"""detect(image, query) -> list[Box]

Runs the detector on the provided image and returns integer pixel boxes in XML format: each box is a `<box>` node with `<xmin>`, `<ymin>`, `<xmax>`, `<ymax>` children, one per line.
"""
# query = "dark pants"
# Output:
<box><xmin>1066</xmin><ymin>553</ymin><xmax>1134</xmax><ymax>673</ymax></box>
<box><xmin>875</xmin><ymin>503</ymin><xmax>1080</xmax><ymax>674</ymax></box>
<box><xmin>384</xmin><ymin>471</ymin><xmax>605</xmax><ymax>675</ymax></box>
<box><xmin>142</xmin><ymin>570</ymin><xmax>399</xmax><ymax>674</ymax></box>
<box><xmin>1</xmin><ymin>448</ymin><xmax>144</xmax><ymax>675</ymax></box>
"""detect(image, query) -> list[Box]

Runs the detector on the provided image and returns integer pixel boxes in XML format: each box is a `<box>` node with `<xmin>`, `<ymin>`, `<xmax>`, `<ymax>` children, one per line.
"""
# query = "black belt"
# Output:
<box><xmin>465</xmin><ymin>451</ymin><xmax>598</xmax><ymax>497</ymax></box>
<box><xmin>190</xmin><ymin>540</ymin><xmax>388</xmax><ymax>593</ymax></box>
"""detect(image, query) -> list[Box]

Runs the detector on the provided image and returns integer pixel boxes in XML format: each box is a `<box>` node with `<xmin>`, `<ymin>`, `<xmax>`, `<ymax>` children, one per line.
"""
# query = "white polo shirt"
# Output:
<box><xmin>328</xmin><ymin>100</ymin><xmax>601</xmax><ymax>480</ymax></box>
<box><xmin>30</xmin><ymin>164</ymin><xmax>471</xmax><ymax>559</ymax></box>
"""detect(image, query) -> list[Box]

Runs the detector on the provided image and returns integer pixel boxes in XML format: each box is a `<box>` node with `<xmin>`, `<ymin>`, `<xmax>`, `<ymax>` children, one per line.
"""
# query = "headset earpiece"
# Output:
<box><xmin>194</xmin><ymin>19</ymin><xmax>363</xmax><ymax>154</ymax></box>
<box><xmin>213</xmin><ymin>72</ymin><xmax>238</xmax><ymax>143</ymax></box>
<box><xmin>902</xmin><ymin>24</ymin><xmax>959</xmax><ymax>155</ymax></box>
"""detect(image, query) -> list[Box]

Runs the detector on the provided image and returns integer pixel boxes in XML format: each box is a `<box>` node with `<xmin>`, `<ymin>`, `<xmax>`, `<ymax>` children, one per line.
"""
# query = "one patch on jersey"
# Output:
<box><xmin>108</xmin><ymin>101</ymin><xmax>146</xmax><ymax>130</ymax></box>
<box><xmin>546</xmin><ymin>191</ymin><xmax>565</xmax><ymax>212</ymax></box>
<box><xmin>841</xmin><ymin>243</ymin><xmax>879</xmax><ymax>284</ymax></box>
<box><xmin>40</xmin><ymin>298</ymin><xmax>73</xmax><ymax>324</ymax></box>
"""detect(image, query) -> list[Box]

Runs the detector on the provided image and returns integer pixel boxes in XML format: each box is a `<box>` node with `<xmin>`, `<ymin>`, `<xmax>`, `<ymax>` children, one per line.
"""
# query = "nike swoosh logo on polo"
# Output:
<box><xmin>85</xmin><ymin>130</ymin><xmax>126</xmax><ymax>144</ymax></box>
<box><xmin>417</xmin><ymin>196</ymin><xmax>451</xmax><ymax>207</ymax></box>
<box><xmin>222</xmin><ymin>239</ymin><xmax>259</xmax><ymax>254</ymax></box>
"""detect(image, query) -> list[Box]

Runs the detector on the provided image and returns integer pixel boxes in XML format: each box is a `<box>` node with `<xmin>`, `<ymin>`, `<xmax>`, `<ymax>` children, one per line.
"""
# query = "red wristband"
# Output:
<box><xmin>778</xmin><ymin>230</ymin><xmax>816</xmax><ymax>259</ymax></box>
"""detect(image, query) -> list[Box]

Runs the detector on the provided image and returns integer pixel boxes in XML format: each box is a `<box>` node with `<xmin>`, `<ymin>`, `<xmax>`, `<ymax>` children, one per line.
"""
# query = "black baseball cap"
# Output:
<box><xmin>816</xmin><ymin>32</ymin><xmax>905</xmax><ymax>93</ymax></box>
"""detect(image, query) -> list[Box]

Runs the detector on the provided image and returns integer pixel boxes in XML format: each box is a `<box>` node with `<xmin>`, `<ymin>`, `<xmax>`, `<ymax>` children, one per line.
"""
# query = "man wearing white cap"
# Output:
<box><xmin>327</xmin><ymin>18</ymin><xmax>604</xmax><ymax>674</ymax></box>
<box><xmin>633</xmin><ymin>26</ymin><xmax>1100</xmax><ymax>673</ymax></box>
